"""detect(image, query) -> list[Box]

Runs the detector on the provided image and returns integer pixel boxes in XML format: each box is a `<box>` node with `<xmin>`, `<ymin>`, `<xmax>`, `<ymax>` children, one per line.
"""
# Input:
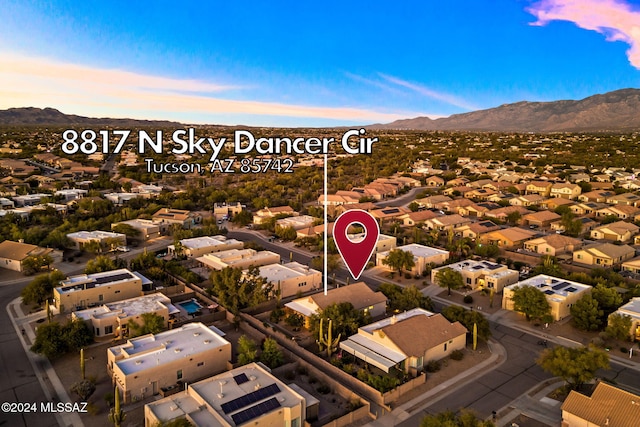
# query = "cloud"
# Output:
<box><xmin>378</xmin><ymin>73</ymin><xmax>479</xmax><ymax>111</ymax></box>
<box><xmin>527</xmin><ymin>0</ymin><xmax>640</xmax><ymax>69</ymax></box>
<box><xmin>0</xmin><ymin>52</ymin><xmax>414</xmax><ymax>124</ymax></box>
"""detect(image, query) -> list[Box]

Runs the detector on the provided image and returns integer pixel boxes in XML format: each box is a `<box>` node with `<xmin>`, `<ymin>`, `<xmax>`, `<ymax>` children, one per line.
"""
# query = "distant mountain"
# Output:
<box><xmin>0</xmin><ymin>107</ymin><xmax>182</xmax><ymax>127</ymax></box>
<box><xmin>371</xmin><ymin>88</ymin><xmax>640</xmax><ymax>132</ymax></box>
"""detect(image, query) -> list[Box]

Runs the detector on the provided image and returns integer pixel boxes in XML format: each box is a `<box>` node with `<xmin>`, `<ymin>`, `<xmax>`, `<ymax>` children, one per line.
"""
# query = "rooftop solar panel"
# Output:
<box><xmin>231</xmin><ymin>397</ymin><xmax>281</xmax><ymax>425</ymax></box>
<box><xmin>565</xmin><ymin>287</ymin><xmax>577</xmax><ymax>292</ymax></box>
<box><xmin>234</xmin><ymin>373</ymin><xmax>249</xmax><ymax>385</ymax></box>
<box><xmin>381</xmin><ymin>208</ymin><xmax>400</xmax><ymax>214</ymax></box>
<box><xmin>93</xmin><ymin>273</ymin><xmax>132</xmax><ymax>284</ymax></box>
<box><xmin>544</xmin><ymin>290</ymin><xmax>555</xmax><ymax>295</ymax></box>
<box><xmin>221</xmin><ymin>383</ymin><xmax>280</xmax><ymax>414</ymax></box>
<box><xmin>551</xmin><ymin>282</ymin><xmax>570</xmax><ymax>291</ymax></box>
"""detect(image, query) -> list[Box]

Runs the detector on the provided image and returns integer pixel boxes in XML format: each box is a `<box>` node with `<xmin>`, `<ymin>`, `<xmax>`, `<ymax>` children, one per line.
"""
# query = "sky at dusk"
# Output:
<box><xmin>1</xmin><ymin>0</ymin><xmax>640</xmax><ymax>127</ymax></box>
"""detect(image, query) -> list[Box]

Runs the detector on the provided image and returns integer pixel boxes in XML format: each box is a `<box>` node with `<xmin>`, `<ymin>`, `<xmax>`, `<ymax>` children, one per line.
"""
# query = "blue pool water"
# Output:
<box><xmin>178</xmin><ymin>299</ymin><xmax>202</xmax><ymax>315</ymax></box>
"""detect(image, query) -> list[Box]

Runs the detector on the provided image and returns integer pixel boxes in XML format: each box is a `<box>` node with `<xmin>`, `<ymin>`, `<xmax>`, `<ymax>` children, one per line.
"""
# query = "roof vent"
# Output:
<box><xmin>174</xmin><ymin>348</ymin><xmax>181</xmax><ymax>353</ymax></box>
<box><xmin>135</xmin><ymin>360</ymin><xmax>142</xmax><ymax>365</ymax></box>
<box><xmin>193</xmin><ymin>332</ymin><xmax>200</xmax><ymax>336</ymax></box>
<box><xmin>249</xmin><ymin>375</ymin><xmax>257</xmax><ymax>381</ymax></box>
<box><xmin>170</xmin><ymin>405</ymin><xmax>178</xmax><ymax>411</ymax></box>
<box><xmin>204</xmin><ymin>340</ymin><xmax>211</xmax><ymax>344</ymax></box>
<box><xmin>217</xmin><ymin>393</ymin><xmax>224</xmax><ymax>399</ymax></box>
<box><xmin>254</xmin><ymin>383</ymin><xmax>261</xmax><ymax>390</ymax></box>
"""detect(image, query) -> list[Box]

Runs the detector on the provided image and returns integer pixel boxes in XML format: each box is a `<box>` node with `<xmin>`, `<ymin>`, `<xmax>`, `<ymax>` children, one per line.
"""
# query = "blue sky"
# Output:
<box><xmin>1</xmin><ymin>0</ymin><xmax>640</xmax><ymax>126</ymax></box>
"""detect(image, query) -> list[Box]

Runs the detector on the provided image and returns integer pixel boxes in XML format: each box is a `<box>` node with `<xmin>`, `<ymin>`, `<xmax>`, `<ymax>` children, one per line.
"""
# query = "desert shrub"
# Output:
<box><xmin>463</xmin><ymin>295</ymin><xmax>473</xmax><ymax>304</ymax></box>
<box><xmin>450</xmin><ymin>349</ymin><xmax>464</xmax><ymax>361</ymax></box>
<box><xmin>426</xmin><ymin>360</ymin><xmax>441</xmax><ymax>373</ymax></box>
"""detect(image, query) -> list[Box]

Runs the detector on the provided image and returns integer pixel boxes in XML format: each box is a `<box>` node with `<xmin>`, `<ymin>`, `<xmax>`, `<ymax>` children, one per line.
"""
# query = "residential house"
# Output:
<box><xmin>317</xmin><ymin>194</ymin><xmax>359</xmax><ymax>207</ymax></box>
<box><xmin>578</xmin><ymin>190</ymin><xmax>614</xmax><ymax>203</ymax></box>
<box><xmin>595</xmin><ymin>205</ymin><xmax>640</xmax><ymax>220</ymax></box>
<box><xmin>523</xmin><ymin>235</ymin><xmax>583</xmax><ymax>256</ymax></box>
<box><xmin>502</xmin><ymin>274</ymin><xmax>591</xmax><ymax>321</ymax></box>
<box><xmin>399</xmin><ymin>210</ymin><xmax>438</xmax><ymax>227</ymax></box>
<box><xmin>443</xmin><ymin>186</ymin><xmax>474</xmax><ymax>197</ymax></box>
<box><xmin>108</xmin><ymin>322</ymin><xmax>231</xmax><ymax>404</ymax></box>
<box><xmin>415</xmin><ymin>195</ymin><xmax>452</xmax><ymax>209</ymax></box>
<box><xmin>296</xmin><ymin>222</ymin><xmax>335</xmax><ymax>239</ymax></box>
<box><xmin>431</xmin><ymin>260</ymin><xmax>519</xmax><ymax>292</ymax></box>
<box><xmin>455</xmin><ymin>220</ymin><xmax>500</xmax><ymax>240</ymax></box>
<box><xmin>426</xmin><ymin>176</ymin><xmax>444</xmax><ymax>187</ymax></box>
<box><xmin>609</xmin><ymin>297</ymin><xmax>640</xmax><ymax>341</ymax></box>
<box><xmin>590</xmin><ymin>221</ymin><xmax>639</xmax><ymax>242</ymax></box>
<box><xmin>573</xmin><ymin>243</ymin><xmax>635</xmax><ymax>267</ymax></box>
<box><xmin>72</xmin><ymin>293</ymin><xmax>174</xmax><ymax>338</ymax></box>
<box><xmin>285</xmin><ymin>282</ymin><xmax>388</xmax><ymax>327</ymax></box>
<box><xmin>152</xmin><ymin>208</ymin><xmax>200</xmax><ymax>230</ymax></box>
<box><xmin>66</xmin><ymin>230</ymin><xmax>127</xmax><ymax>251</ymax></box>
<box><xmin>255</xmin><ymin>262</ymin><xmax>322</xmax><ymax>298</ymax></box>
<box><xmin>197</xmin><ymin>249</ymin><xmax>280</xmax><ymax>271</ymax></box>
<box><xmin>168</xmin><ymin>236</ymin><xmax>244</xmax><ymax>258</ymax></box>
<box><xmin>435</xmin><ymin>198</ymin><xmax>474</xmax><ymax>214</ymax></box>
<box><xmin>347</xmin><ymin>233</ymin><xmax>397</xmax><ymax>254</ymax></box>
<box><xmin>570</xmin><ymin>202</ymin><xmax>606</xmax><ymax>216</ymax></box>
<box><xmin>525</xmin><ymin>181</ymin><xmax>553</xmax><ymax>197</ymax></box>
<box><xmin>484</xmin><ymin>205</ymin><xmax>531</xmax><ymax>222</ymax></box>
<box><xmin>607</xmin><ymin>193</ymin><xmax>640</xmax><ymax>206</ymax></box>
<box><xmin>0</xmin><ymin>240</ymin><xmax>61</xmax><ymax>273</ymax></box>
<box><xmin>54</xmin><ymin>269</ymin><xmax>150</xmax><ymax>313</ymax></box>
<box><xmin>369</xmin><ymin>207</ymin><xmax>410</xmax><ymax>225</ymax></box>
<box><xmin>376</xmin><ymin>244</ymin><xmax>449</xmax><ymax>275</ymax></box>
<box><xmin>509</xmin><ymin>194</ymin><xmax>545</xmax><ymax>207</ymax></box>
<box><xmin>425</xmin><ymin>214</ymin><xmax>471</xmax><ymax>231</ymax></box>
<box><xmin>144</xmin><ymin>362</ymin><xmax>306</xmax><ymax>427</ymax></box>
<box><xmin>54</xmin><ymin>188</ymin><xmax>88</xmax><ymax>202</ymax></box>
<box><xmin>522</xmin><ymin>210</ymin><xmax>562</xmax><ymax>227</ymax></box>
<box><xmin>112</xmin><ymin>219</ymin><xmax>160</xmax><ymax>241</ymax></box>
<box><xmin>550</xmin><ymin>183</ymin><xmax>582</xmax><ymax>199</ymax></box>
<box><xmin>561</xmin><ymin>382</ymin><xmax>640</xmax><ymax>427</ymax></box>
<box><xmin>12</xmin><ymin>193</ymin><xmax>50</xmax><ymax>207</ymax></box>
<box><xmin>479</xmin><ymin>227</ymin><xmax>537</xmax><ymax>248</ymax></box>
<box><xmin>275</xmin><ymin>215</ymin><xmax>316</xmax><ymax>230</ymax></box>
<box><xmin>540</xmin><ymin>197</ymin><xmax>574</xmax><ymax>210</ymax></box>
<box><xmin>340</xmin><ymin>309</ymin><xmax>467</xmax><ymax>376</ymax></box>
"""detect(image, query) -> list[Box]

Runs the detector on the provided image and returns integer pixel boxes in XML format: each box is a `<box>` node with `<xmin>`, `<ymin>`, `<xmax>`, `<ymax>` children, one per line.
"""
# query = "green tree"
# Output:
<box><xmin>21</xmin><ymin>254</ymin><xmax>53</xmax><ymax>275</ymax></box>
<box><xmin>209</xmin><ymin>267</ymin><xmax>272</xmax><ymax>315</ymax></box>
<box><xmin>434</xmin><ymin>267</ymin><xmax>464</xmax><ymax>296</ymax></box>
<box><xmin>310</xmin><ymin>302</ymin><xmax>370</xmax><ymax>340</ymax></box>
<box><xmin>537</xmin><ymin>346</ymin><xmax>609</xmax><ymax>389</ymax></box>
<box><xmin>382</xmin><ymin>249</ymin><xmax>416</xmax><ymax>275</ymax></box>
<box><xmin>21</xmin><ymin>270</ymin><xmax>65</xmax><ymax>306</ymax></box>
<box><xmin>127</xmin><ymin>312</ymin><xmax>166</xmax><ymax>337</ymax></box>
<box><xmin>111</xmin><ymin>223</ymin><xmax>141</xmax><ymax>240</ymax></box>
<box><xmin>30</xmin><ymin>319</ymin><xmax>93</xmax><ymax>359</ymax></box>
<box><xmin>260</xmin><ymin>338</ymin><xmax>284</xmax><ymax>369</ymax></box>
<box><xmin>420</xmin><ymin>409</ymin><xmax>495</xmax><ymax>427</ymax></box>
<box><xmin>379</xmin><ymin>283</ymin><xmax>433</xmax><ymax>312</ymax></box>
<box><xmin>571</xmin><ymin>294</ymin><xmax>603</xmax><ymax>331</ymax></box>
<box><xmin>408</xmin><ymin>201</ymin><xmax>420</xmax><ymax>212</ymax></box>
<box><xmin>606</xmin><ymin>313</ymin><xmax>633</xmax><ymax>341</ymax></box>
<box><xmin>84</xmin><ymin>255</ymin><xmax>118</xmax><ymax>274</ymax></box>
<box><xmin>237</xmin><ymin>335</ymin><xmax>258</xmax><ymax>366</ymax></box>
<box><xmin>275</xmin><ymin>225</ymin><xmax>298</xmax><ymax>241</ymax></box>
<box><xmin>591</xmin><ymin>284</ymin><xmax>623</xmax><ymax>318</ymax></box>
<box><xmin>70</xmin><ymin>379</ymin><xmax>95</xmax><ymax>401</ymax></box>
<box><xmin>442</xmin><ymin>305</ymin><xmax>491</xmax><ymax>340</ymax></box>
<box><xmin>533</xmin><ymin>256</ymin><xmax>563</xmax><ymax>277</ymax></box>
<box><xmin>232</xmin><ymin>209</ymin><xmax>253</xmax><ymax>226</ymax></box>
<box><xmin>510</xmin><ymin>285</ymin><xmax>551</xmax><ymax>321</ymax></box>
<box><xmin>506</xmin><ymin>211</ymin><xmax>522</xmax><ymax>225</ymax></box>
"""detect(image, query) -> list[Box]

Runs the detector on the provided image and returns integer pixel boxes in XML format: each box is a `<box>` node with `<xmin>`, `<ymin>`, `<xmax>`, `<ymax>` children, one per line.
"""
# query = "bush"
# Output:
<box><xmin>426</xmin><ymin>360</ymin><xmax>441</xmax><ymax>373</ymax></box>
<box><xmin>316</xmin><ymin>383</ymin><xmax>331</xmax><ymax>394</ymax></box>
<box><xmin>296</xmin><ymin>365</ymin><xmax>308</xmax><ymax>376</ymax></box>
<box><xmin>621</xmin><ymin>347</ymin><xmax>628</xmax><ymax>353</ymax></box>
<box><xmin>450</xmin><ymin>349</ymin><xmax>464</xmax><ymax>361</ymax></box>
<box><xmin>269</xmin><ymin>307</ymin><xmax>285</xmax><ymax>323</ymax></box>
<box><xmin>404</xmin><ymin>272</ymin><xmax>412</xmax><ymax>279</ymax></box>
<box><xmin>283</xmin><ymin>370</ymin><xmax>295</xmax><ymax>381</ymax></box>
<box><xmin>463</xmin><ymin>295</ymin><xmax>473</xmax><ymax>304</ymax></box>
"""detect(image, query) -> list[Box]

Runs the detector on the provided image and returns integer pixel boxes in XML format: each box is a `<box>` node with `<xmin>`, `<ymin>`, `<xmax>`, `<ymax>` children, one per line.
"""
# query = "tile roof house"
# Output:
<box><xmin>340</xmin><ymin>309</ymin><xmax>467</xmax><ymax>376</ymax></box>
<box><xmin>561</xmin><ymin>382</ymin><xmax>640</xmax><ymax>427</ymax></box>
<box><xmin>573</xmin><ymin>243</ymin><xmax>635</xmax><ymax>267</ymax></box>
<box><xmin>550</xmin><ymin>182</ymin><xmax>582</xmax><ymax>199</ymax></box>
<box><xmin>523</xmin><ymin>234</ymin><xmax>583</xmax><ymax>256</ymax></box>
<box><xmin>479</xmin><ymin>227</ymin><xmax>538</xmax><ymax>248</ymax></box>
<box><xmin>0</xmin><ymin>240</ymin><xmax>61</xmax><ymax>273</ymax></box>
<box><xmin>522</xmin><ymin>210</ymin><xmax>562</xmax><ymax>227</ymax></box>
<box><xmin>590</xmin><ymin>221</ymin><xmax>639</xmax><ymax>243</ymax></box>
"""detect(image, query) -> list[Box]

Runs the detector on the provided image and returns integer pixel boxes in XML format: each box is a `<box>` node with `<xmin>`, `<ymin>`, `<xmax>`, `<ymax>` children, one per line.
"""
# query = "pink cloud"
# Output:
<box><xmin>527</xmin><ymin>0</ymin><xmax>640</xmax><ymax>68</ymax></box>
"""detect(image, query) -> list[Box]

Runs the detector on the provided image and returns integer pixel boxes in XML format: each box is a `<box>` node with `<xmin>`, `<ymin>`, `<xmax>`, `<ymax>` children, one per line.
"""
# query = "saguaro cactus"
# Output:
<box><xmin>80</xmin><ymin>348</ymin><xmax>85</xmax><ymax>380</ymax></box>
<box><xmin>108</xmin><ymin>386</ymin><xmax>125</xmax><ymax>427</ymax></box>
<box><xmin>317</xmin><ymin>318</ymin><xmax>341</xmax><ymax>357</ymax></box>
<box><xmin>473</xmin><ymin>323</ymin><xmax>478</xmax><ymax>351</ymax></box>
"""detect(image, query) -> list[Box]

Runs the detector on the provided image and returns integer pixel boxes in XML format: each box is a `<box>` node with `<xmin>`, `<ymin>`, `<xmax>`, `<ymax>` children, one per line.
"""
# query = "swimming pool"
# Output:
<box><xmin>177</xmin><ymin>299</ymin><xmax>202</xmax><ymax>315</ymax></box>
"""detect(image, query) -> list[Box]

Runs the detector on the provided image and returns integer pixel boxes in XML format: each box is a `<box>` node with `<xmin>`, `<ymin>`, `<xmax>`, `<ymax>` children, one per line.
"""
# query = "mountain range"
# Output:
<box><xmin>2</xmin><ymin>88</ymin><xmax>640</xmax><ymax>131</ymax></box>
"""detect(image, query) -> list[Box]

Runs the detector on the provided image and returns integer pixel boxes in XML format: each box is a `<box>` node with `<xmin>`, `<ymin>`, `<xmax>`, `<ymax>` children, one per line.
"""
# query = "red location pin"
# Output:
<box><xmin>333</xmin><ymin>209</ymin><xmax>380</xmax><ymax>280</ymax></box>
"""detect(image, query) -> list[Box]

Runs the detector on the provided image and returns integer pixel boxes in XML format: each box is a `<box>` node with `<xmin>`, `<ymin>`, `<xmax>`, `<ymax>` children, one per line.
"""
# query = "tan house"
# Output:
<box><xmin>479</xmin><ymin>227</ymin><xmax>537</xmax><ymax>248</ymax></box>
<box><xmin>595</xmin><ymin>205</ymin><xmax>640</xmax><ymax>220</ymax></box>
<box><xmin>606</xmin><ymin>192</ymin><xmax>640</xmax><ymax>206</ymax></box>
<box><xmin>253</xmin><ymin>205</ymin><xmax>297</xmax><ymax>223</ymax></box>
<box><xmin>431</xmin><ymin>259</ymin><xmax>519</xmax><ymax>292</ymax></box>
<box><xmin>525</xmin><ymin>181</ymin><xmax>553</xmax><ymax>197</ymax></box>
<box><xmin>540</xmin><ymin>197</ymin><xmax>574</xmax><ymax>210</ymax></box>
<box><xmin>255</xmin><ymin>262</ymin><xmax>322</xmax><ymax>298</ymax></box>
<box><xmin>152</xmin><ymin>208</ymin><xmax>200</xmax><ymax>229</ymax></box>
<box><xmin>523</xmin><ymin>234</ymin><xmax>582</xmax><ymax>256</ymax></box>
<box><xmin>550</xmin><ymin>183</ymin><xmax>581</xmax><ymax>199</ymax></box>
<box><xmin>455</xmin><ymin>220</ymin><xmax>501</xmax><ymax>240</ymax></box>
<box><xmin>340</xmin><ymin>309</ymin><xmax>467</xmax><ymax>376</ymax></box>
<box><xmin>144</xmin><ymin>362</ymin><xmax>306</xmax><ymax>427</ymax></box>
<box><xmin>503</xmin><ymin>275</ymin><xmax>591</xmax><ymax>321</ymax></box>
<box><xmin>285</xmin><ymin>282</ymin><xmax>388</xmax><ymax>327</ymax></box>
<box><xmin>66</xmin><ymin>230</ymin><xmax>127</xmax><ymax>251</ymax></box>
<box><xmin>590</xmin><ymin>221</ymin><xmax>639</xmax><ymax>242</ymax></box>
<box><xmin>561</xmin><ymin>382</ymin><xmax>640</xmax><ymax>427</ymax></box>
<box><xmin>578</xmin><ymin>190</ymin><xmax>614</xmax><ymax>203</ymax></box>
<box><xmin>197</xmin><ymin>249</ymin><xmax>280</xmax><ymax>271</ymax></box>
<box><xmin>168</xmin><ymin>235</ymin><xmax>244</xmax><ymax>258</ymax></box>
<box><xmin>415</xmin><ymin>195</ymin><xmax>452</xmax><ymax>209</ymax></box>
<box><xmin>370</xmin><ymin>206</ymin><xmax>410</xmax><ymax>224</ymax></box>
<box><xmin>112</xmin><ymin>219</ymin><xmax>160</xmax><ymax>241</ymax></box>
<box><xmin>484</xmin><ymin>205</ymin><xmax>531</xmax><ymax>221</ymax></box>
<box><xmin>108</xmin><ymin>322</ymin><xmax>231</xmax><ymax>404</ymax></box>
<box><xmin>570</xmin><ymin>202</ymin><xmax>607</xmax><ymax>216</ymax></box>
<box><xmin>425</xmin><ymin>214</ymin><xmax>471</xmax><ymax>231</ymax></box>
<box><xmin>0</xmin><ymin>240</ymin><xmax>61</xmax><ymax>273</ymax></box>
<box><xmin>54</xmin><ymin>269</ymin><xmax>149</xmax><ymax>313</ymax></box>
<box><xmin>72</xmin><ymin>293</ymin><xmax>174</xmax><ymax>338</ymax></box>
<box><xmin>399</xmin><ymin>210</ymin><xmax>438</xmax><ymax>226</ymax></box>
<box><xmin>377</xmin><ymin>244</ymin><xmax>449</xmax><ymax>275</ymax></box>
<box><xmin>509</xmin><ymin>194</ymin><xmax>545</xmax><ymax>207</ymax></box>
<box><xmin>522</xmin><ymin>210</ymin><xmax>561</xmax><ymax>227</ymax></box>
<box><xmin>609</xmin><ymin>297</ymin><xmax>640</xmax><ymax>341</ymax></box>
<box><xmin>426</xmin><ymin>176</ymin><xmax>445</xmax><ymax>187</ymax></box>
<box><xmin>573</xmin><ymin>243</ymin><xmax>635</xmax><ymax>267</ymax></box>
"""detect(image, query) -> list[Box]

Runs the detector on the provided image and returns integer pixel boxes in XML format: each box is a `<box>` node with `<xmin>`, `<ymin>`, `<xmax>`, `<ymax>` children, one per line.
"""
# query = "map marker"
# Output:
<box><xmin>333</xmin><ymin>209</ymin><xmax>380</xmax><ymax>280</ymax></box>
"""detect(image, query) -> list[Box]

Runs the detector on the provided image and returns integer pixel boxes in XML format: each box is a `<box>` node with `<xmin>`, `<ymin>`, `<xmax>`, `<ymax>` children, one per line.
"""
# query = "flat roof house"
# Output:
<box><xmin>54</xmin><ymin>268</ymin><xmax>149</xmax><ymax>313</ymax></box>
<box><xmin>197</xmin><ymin>249</ymin><xmax>280</xmax><ymax>271</ymax></box>
<box><xmin>112</xmin><ymin>219</ymin><xmax>160</xmax><ymax>241</ymax></box>
<box><xmin>255</xmin><ymin>262</ymin><xmax>322</xmax><ymax>298</ymax></box>
<box><xmin>431</xmin><ymin>259</ymin><xmax>519</xmax><ymax>292</ymax></box>
<box><xmin>377</xmin><ymin>244</ymin><xmax>449</xmax><ymax>275</ymax></box>
<box><xmin>609</xmin><ymin>297</ymin><xmax>640</xmax><ymax>341</ymax></box>
<box><xmin>152</xmin><ymin>208</ymin><xmax>200</xmax><ymax>230</ymax></box>
<box><xmin>340</xmin><ymin>309</ymin><xmax>467</xmax><ymax>376</ymax></box>
<box><xmin>502</xmin><ymin>274</ymin><xmax>591</xmax><ymax>321</ymax></box>
<box><xmin>72</xmin><ymin>293</ymin><xmax>176</xmax><ymax>338</ymax></box>
<box><xmin>561</xmin><ymin>382</ymin><xmax>640</xmax><ymax>427</ymax></box>
<box><xmin>169</xmin><ymin>235</ymin><xmax>244</xmax><ymax>258</ymax></box>
<box><xmin>108</xmin><ymin>322</ymin><xmax>231</xmax><ymax>404</ymax></box>
<box><xmin>144</xmin><ymin>362</ymin><xmax>305</xmax><ymax>427</ymax></box>
<box><xmin>66</xmin><ymin>230</ymin><xmax>127</xmax><ymax>250</ymax></box>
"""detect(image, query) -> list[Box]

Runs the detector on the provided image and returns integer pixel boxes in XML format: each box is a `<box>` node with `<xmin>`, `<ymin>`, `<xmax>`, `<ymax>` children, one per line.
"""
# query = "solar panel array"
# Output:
<box><xmin>565</xmin><ymin>287</ymin><xmax>577</xmax><ymax>293</ymax></box>
<box><xmin>231</xmin><ymin>397</ymin><xmax>281</xmax><ymax>425</ymax></box>
<box><xmin>94</xmin><ymin>272</ymin><xmax>133</xmax><ymax>284</ymax></box>
<box><xmin>381</xmin><ymin>208</ymin><xmax>399</xmax><ymax>214</ymax></box>
<box><xmin>544</xmin><ymin>290</ymin><xmax>555</xmax><ymax>295</ymax></box>
<box><xmin>221</xmin><ymin>383</ymin><xmax>280</xmax><ymax>414</ymax></box>
<box><xmin>233</xmin><ymin>373</ymin><xmax>249</xmax><ymax>385</ymax></box>
<box><xmin>551</xmin><ymin>281</ymin><xmax>570</xmax><ymax>291</ymax></box>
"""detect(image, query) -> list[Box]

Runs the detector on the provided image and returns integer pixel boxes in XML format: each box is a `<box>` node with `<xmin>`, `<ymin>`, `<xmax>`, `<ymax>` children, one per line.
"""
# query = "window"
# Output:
<box><xmin>105</xmin><ymin>325</ymin><xmax>113</xmax><ymax>334</ymax></box>
<box><xmin>292</xmin><ymin>418</ymin><xmax>300</xmax><ymax>427</ymax></box>
<box><xmin>98</xmin><ymin>294</ymin><xmax>103</xmax><ymax>301</ymax></box>
<box><xmin>444</xmin><ymin>343</ymin><xmax>447</xmax><ymax>351</ymax></box>
<box><xmin>115</xmin><ymin>290</ymin><xmax>121</xmax><ymax>294</ymax></box>
<box><xmin>197</xmin><ymin>362</ymin><xmax>204</xmax><ymax>367</ymax></box>
<box><xmin>298</xmin><ymin>281</ymin><xmax>307</xmax><ymax>287</ymax></box>
<box><xmin>177</xmin><ymin>370</ymin><xmax>183</xmax><ymax>380</ymax></box>
<box><xmin>466</xmin><ymin>278</ymin><xmax>472</xmax><ymax>285</ymax></box>
<box><xmin>95</xmin><ymin>327</ymin><xmax>100</xmax><ymax>337</ymax></box>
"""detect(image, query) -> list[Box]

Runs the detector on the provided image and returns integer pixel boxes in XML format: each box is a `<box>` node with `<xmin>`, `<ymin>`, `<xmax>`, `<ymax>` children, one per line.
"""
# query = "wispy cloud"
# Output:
<box><xmin>0</xmin><ymin>53</ymin><xmax>413</xmax><ymax>124</ymax></box>
<box><xmin>378</xmin><ymin>73</ymin><xmax>479</xmax><ymax>111</ymax></box>
<box><xmin>527</xmin><ymin>0</ymin><xmax>640</xmax><ymax>69</ymax></box>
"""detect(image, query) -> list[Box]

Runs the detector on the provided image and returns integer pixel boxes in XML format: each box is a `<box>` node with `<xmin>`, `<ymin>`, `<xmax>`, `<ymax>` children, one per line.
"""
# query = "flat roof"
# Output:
<box><xmin>505</xmin><ymin>274</ymin><xmax>591</xmax><ymax>299</ymax></box>
<box><xmin>257</xmin><ymin>262</ymin><xmax>321</xmax><ymax>283</ymax></box>
<box><xmin>109</xmin><ymin>322</ymin><xmax>230</xmax><ymax>376</ymax></box>
<box><xmin>66</xmin><ymin>230</ymin><xmax>125</xmax><ymax>240</ymax></box>
<box><xmin>180</xmin><ymin>236</ymin><xmax>242</xmax><ymax>250</ymax></box>
<box><xmin>58</xmin><ymin>269</ymin><xmax>144</xmax><ymax>293</ymax></box>
<box><xmin>360</xmin><ymin>308</ymin><xmax>434</xmax><ymax>334</ymax></box>
<box><xmin>617</xmin><ymin>297</ymin><xmax>640</xmax><ymax>319</ymax></box>
<box><xmin>380</xmin><ymin>244</ymin><xmax>448</xmax><ymax>259</ymax></box>
<box><xmin>73</xmin><ymin>293</ymin><xmax>174</xmax><ymax>321</ymax></box>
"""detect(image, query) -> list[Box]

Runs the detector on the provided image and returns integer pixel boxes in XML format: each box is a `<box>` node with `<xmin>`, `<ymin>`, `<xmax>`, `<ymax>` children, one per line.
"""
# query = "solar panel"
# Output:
<box><xmin>565</xmin><ymin>287</ymin><xmax>577</xmax><ymax>292</ymax></box>
<box><xmin>544</xmin><ymin>290</ymin><xmax>555</xmax><ymax>295</ymax></box>
<box><xmin>381</xmin><ymin>208</ymin><xmax>399</xmax><ymax>214</ymax></box>
<box><xmin>234</xmin><ymin>373</ymin><xmax>249</xmax><ymax>385</ymax></box>
<box><xmin>93</xmin><ymin>273</ymin><xmax>132</xmax><ymax>284</ymax></box>
<box><xmin>231</xmin><ymin>397</ymin><xmax>281</xmax><ymax>425</ymax></box>
<box><xmin>221</xmin><ymin>383</ymin><xmax>280</xmax><ymax>414</ymax></box>
<box><xmin>552</xmin><ymin>282</ymin><xmax>570</xmax><ymax>291</ymax></box>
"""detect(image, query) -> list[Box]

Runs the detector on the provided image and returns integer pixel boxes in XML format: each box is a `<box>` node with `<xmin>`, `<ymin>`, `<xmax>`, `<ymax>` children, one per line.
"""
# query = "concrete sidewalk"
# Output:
<box><xmin>493</xmin><ymin>378</ymin><xmax>565</xmax><ymax>427</ymax></box>
<box><xmin>7</xmin><ymin>298</ymin><xmax>84</xmax><ymax>427</ymax></box>
<box><xmin>365</xmin><ymin>339</ymin><xmax>507</xmax><ymax>427</ymax></box>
